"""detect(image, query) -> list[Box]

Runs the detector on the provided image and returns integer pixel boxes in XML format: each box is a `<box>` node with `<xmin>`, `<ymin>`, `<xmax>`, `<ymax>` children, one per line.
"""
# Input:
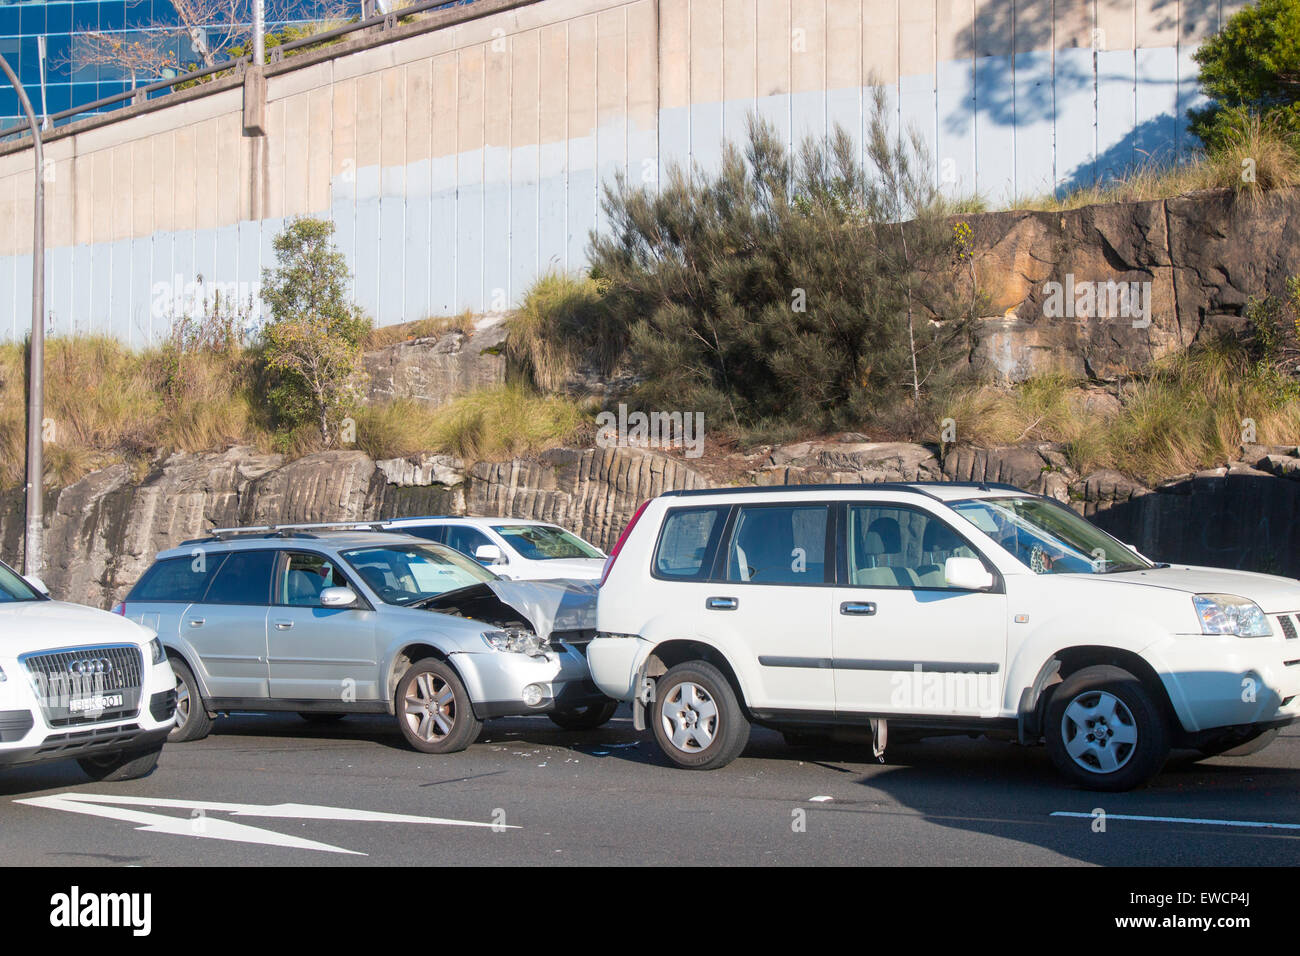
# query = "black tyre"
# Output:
<box><xmin>650</xmin><ymin>660</ymin><xmax>750</xmax><ymax>770</ymax></box>
<box><xmin>168</xmin><ymin>656</ymin><xmax>213</xmax><ymax>743</ymax></box>
<box><xmin>1045</xmin><ymin>665</ymin><xmax>1169</xmax><ymax>791</ymax></box>
<box><xmin>1196</xmin><ymin>727</ymin><xmax>1279</xmax><ymax>758</ymax></box>
<box><xmin>395</xmin><ymin>658</ymin><xmax>482</xmax><ymax>754</ymax></box>
<box><xmin>548</xmin><ymin>699</ymin><xmax>619</xmax><ymax>731</ymax></box>
<box><xmin>298</xmin><ymin>712</ymin><xmax>348</xmax><ymax>724</ymax></box>
<box><xmin>78</xmin><ymin>742</ymin><xmax>163</xmax><ymax>782</ymax></box>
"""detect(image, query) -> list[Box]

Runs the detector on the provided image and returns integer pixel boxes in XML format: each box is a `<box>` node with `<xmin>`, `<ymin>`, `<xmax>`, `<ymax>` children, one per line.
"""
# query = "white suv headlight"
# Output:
<box><xmin>1192</xmin><ymin>594</ymin><xmax>1272</xmax><ymax>637</ymax></box>
<box><xmin>147</xmin><ymin>638</ymin><xmax>165</xmax><ymax>665</ymax></box>
<box><xmin>481</xmin><ymin>628</ymin><xmax>548</xmax><ymax>657</ymax></box>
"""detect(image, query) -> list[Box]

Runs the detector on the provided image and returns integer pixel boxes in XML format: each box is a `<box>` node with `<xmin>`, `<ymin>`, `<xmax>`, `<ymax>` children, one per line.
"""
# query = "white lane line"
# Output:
<box><xmin>1052</xmin><ymin>811</ymin><xmax>1300</xmax><ymax>831</ymax></box>
<box><xmin>15</xmin><ymin>792</ymin><xmax>518</xmax><ymax>855</ymax></box>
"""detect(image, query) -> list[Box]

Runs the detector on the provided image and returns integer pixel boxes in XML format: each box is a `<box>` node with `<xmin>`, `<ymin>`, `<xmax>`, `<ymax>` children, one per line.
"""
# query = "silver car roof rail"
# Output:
<box><xmin>203</xmin><ymin>521</ymin><xmax>392</xmax><ymax>541</ymax></box>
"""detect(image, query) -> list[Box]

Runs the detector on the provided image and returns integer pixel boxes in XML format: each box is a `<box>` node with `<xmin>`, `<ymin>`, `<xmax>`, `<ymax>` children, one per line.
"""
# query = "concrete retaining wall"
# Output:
<box><xmin>0</xmin><ymin>0</ymin><xmax>1245</xmax><ymax>342</ymax></box>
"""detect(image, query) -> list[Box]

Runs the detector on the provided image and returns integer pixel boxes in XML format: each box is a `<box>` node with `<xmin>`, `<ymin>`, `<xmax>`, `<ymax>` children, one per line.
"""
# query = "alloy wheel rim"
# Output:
<box><xmin>403</xmin><ymin>672</ymin><xmax>456</xmax><ymax>742</ymax></box>
<box><xmin>660</xmin><ymin>681</ymin><xmax>719</xmax><ymax>753</ymax></box>
<box><xmin>1061</xmin><ymin>690</ymin><xmax>1138</xmax><ymax>774</ymax></box>
<box><xmin>174</xmin><ymin>673</ymin><xmax>190</xmax><ymax>730</ymax></box>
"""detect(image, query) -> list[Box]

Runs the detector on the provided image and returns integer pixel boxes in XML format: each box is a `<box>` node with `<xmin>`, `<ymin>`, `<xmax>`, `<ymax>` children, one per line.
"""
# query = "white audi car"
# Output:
<box><xmin>0</xmin><ymin>558</ymin><xmax>175</xmax><ymax>781</ymax></box>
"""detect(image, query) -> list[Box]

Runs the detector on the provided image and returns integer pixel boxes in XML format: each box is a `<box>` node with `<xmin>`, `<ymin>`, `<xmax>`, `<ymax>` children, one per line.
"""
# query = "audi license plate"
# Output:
<box><xmin>69</xmin><ymin>694</ymin><xmax>124</xmax><ymax>713</ymax></box>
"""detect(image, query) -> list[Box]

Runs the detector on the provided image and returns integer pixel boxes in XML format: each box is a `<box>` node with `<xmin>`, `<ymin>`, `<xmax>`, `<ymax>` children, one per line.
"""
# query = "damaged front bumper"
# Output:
<box><xmin>428</xmin><ymin>579</ymin><xmax>610</xmax><ymax>718</ymax></box>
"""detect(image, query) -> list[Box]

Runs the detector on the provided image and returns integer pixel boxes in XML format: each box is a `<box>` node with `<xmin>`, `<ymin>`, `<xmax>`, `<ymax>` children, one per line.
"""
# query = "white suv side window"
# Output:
<box><xmin>724</xmin><ymin>505</ymin><xmax>828</xmax><ymax>585</ymax></box>
<box><xmin>846</xmin><ymin>504</ymin><xmax>977</xmax><ymax>589</ymax></box>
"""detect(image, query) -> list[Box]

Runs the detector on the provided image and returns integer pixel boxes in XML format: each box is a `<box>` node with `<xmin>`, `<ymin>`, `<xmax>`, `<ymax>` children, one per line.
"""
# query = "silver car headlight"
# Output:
<box><xmin>1192</xmin><ymin>594</ymin><xmax>1272</xmax><ymax>637</ymax></box>
<box><xmin>0</xmin><ymin>664</ymin><xmax>6</xmax><ymax>683</ymax></box>
<box><xmin>147</xmin><ymin>638</ymin><xmax>165</xmax><ymax>665</ymax></box>
<box><xmin>482</xmin><ymin>628</ymin><xmax>548</xmax><ymax>657</ymax></box>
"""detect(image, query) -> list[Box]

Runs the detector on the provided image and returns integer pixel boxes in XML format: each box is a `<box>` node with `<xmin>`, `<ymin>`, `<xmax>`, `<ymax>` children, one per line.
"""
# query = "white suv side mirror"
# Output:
<box><xmin>474</xmin><ymin>544</ymin><xmax>505</xmax><ymax>565</ymax></box>
<box><xmin>319</xmin><ymin>586</ymin><xmax>358</xmax><ymax>608</ymax></box>
<box><xmin>944</xmin><ymin>556</ymin><xmax>994</xmax><ymax>591</ymax></box>
<box><xmin>23</xmin><ymin>575</ymin><xmax>49</xmax><ymax>596</ymax></box>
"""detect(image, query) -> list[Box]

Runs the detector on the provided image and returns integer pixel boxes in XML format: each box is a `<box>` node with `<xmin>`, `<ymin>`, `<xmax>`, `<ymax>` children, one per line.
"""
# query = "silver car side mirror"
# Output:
<box><xmin>23</xmin><ymin>575</ymin><xmax>49</xmax><ymax>596</ymax></box>
<box><xmin>319</xmin><ymin>586</ymin><xmax>358</xmax><ymax>608</ymax></box>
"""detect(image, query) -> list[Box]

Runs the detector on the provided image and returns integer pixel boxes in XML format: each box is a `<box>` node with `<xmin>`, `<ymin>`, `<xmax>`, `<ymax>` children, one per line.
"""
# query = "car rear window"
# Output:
<box><xmin>653</xmin><ymin>507</ymin><xmax>728</xmax><ymax>580</ymax></box>
<box><xmin>127</xmin><ymin>554</ymin><xmax>225</xmax><ymax>603</ymax></box>
<box><xmin>200</xmin><ymin>550</ymin><xmax>276</xmax><ymax>605</ymax></box>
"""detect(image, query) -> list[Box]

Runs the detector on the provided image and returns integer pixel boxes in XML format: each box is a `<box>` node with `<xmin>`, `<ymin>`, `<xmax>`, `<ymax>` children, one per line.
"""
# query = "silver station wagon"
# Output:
<box><xmin>116</xmin><ymin>524</ymin><xmax>614</xmax><ymax>753</ymax></box>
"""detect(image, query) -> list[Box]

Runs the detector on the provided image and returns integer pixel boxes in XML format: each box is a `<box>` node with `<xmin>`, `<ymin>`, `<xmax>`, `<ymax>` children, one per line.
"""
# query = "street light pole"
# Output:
<box><xmin>253</xmin><ymin>0</ymin><xmax>265</xmax><ymax>65</ymax></box>
<box><xmin>0</xmin><ymin>54</ymin><xmax>45</xmax><ymax>579</ymax></box>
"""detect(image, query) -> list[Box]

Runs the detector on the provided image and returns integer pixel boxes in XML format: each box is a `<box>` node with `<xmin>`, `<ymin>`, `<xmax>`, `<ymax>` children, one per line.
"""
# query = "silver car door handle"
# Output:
<box><xmin>706</xmin><ymin>596</ymin><xmax>738</xmax><ymax>611</ymax></box>
<box><xmin>273</xmin><ymin>620</ymin><xmax>295</xmax><ymax>630</ymax></box>
<box><xmin>839</xmin><ymin>601</ymin><xmax>876</xmax><ymax>616</ymax></box>
<box><xmin>188</xmin><ymin>618</ymin><xmax>205</xmax><ymax>627</ymax></box>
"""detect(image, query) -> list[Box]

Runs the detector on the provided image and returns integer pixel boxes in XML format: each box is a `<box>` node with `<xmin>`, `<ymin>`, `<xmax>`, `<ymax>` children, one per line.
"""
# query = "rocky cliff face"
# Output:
<box><xmin>965</xmin><ymin>188</ymin><xmax>1300</xmax><ymax>381</ymax></box>
<box><xmin>7</xmin><ymin>437</ymin><xmax>1300</xmax><ymax>609</ymax></box>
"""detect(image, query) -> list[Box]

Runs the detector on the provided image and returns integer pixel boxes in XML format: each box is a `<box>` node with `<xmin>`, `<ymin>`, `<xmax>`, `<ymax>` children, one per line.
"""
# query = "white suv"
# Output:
<box><xmin>588</xmin><ymin>482</ymin><xmax>1300</xmax><ymax>790</ymax></box>
<box><xmin>380</xmin><ymin>517</ymin><xmax>607</xmax><ymax>581</ymax></box>
<box><xmin>0</xmin><ymin>558</ymin><xmax>176</xmax><ymax>781</ymax></box>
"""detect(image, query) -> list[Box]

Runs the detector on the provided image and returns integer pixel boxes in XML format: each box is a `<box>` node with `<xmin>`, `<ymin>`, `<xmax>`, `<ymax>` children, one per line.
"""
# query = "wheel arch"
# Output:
<box><xmin>1021</xmin><ymin>645</ymin><xmax>1180</xmax><ymax>740</ymax></box>
<box><xmin>642</xmin><ymin>639</ymin><xmax>752</xmax><ymax>716</ymax></box>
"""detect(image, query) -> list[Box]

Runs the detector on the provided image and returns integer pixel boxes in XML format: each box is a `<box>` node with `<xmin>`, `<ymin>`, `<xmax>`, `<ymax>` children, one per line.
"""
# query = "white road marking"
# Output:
<box><xmin>16</xmin><ymin>792</ymin><xmax>518</xmax><ymax>855</ymax></box>
<box><xmin>1052</xmin><ymin>810</ymin><xmax>1300</xmax><ymax>831</ymax></box>
<box><xmin>808</xmin><ymin>795</ymin><xmax>834</xmax><ymax>803</ymax></box>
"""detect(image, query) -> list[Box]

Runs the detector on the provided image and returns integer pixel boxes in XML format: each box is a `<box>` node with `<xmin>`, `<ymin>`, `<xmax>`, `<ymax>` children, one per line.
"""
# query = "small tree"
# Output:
<box><xmin>260</xmin><ymin>218</ymin><xmax>371</xmax><ymax>447</ymax></box>
<box><xmin>1190</xmin><ymin>0</ymin><xmax>1300</xmax><ymax>150</ymax></box>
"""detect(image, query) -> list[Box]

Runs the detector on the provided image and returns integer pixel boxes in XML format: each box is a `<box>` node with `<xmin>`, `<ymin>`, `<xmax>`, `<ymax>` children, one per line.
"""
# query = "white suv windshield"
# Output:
<box><xmin>342</xmin><ymin>544</ymin><xmax>495</xmax><ymax>605</ymax></box>
<box><xmin>0</xmin><ymin>561</ymin><xmax>40</xmax><ymax>602</ymax></box>
<box><xmin>491</xmin><ymin>525</ymin><xmax>604</xmax><ymax>560</ymax></box>
<box><xmin>951</xmin><ymin>497</ymin><xmax>1151</xmax><ymax>574</ymax></box>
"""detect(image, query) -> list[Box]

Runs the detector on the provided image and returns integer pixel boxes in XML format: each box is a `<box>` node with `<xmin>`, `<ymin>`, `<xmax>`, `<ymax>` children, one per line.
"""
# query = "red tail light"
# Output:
<box><xmin>599</xmin><ymin>500</ymin><xmax>651</xmax><ymax>587</ymax></box>
<box><xmin>111</xmin><ymin>602</ymin><xmax>126</xmax><ymax>616</ymax></box>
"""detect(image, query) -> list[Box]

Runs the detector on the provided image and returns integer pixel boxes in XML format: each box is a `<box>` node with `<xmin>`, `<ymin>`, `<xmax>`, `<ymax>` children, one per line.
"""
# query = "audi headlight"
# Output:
<box><xmin>482</xmin><ymin>628</ymin><xmax>548</xmax><ymax>657</ymax></box>
<box><xmin>0</xmin><ymin>664</ymin><xmax>6</xmax><ymax>683</ymax></box>
<box><xmin>146</xmin><ymin>638</ymin><xmax>165</xmax><ymax>665</ymax></box>
<box><xmin>1192</xmin><ymin>594</ymin><xmax>1272</xmax><ymax>638</ymax></box>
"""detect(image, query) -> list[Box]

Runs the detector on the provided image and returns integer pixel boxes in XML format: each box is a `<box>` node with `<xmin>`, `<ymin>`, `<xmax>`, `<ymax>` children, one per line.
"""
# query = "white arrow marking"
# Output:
<box><xmin>16</xmin><ymin>792</ymin><xmax>518</xmax><ymax>855</ymax></box>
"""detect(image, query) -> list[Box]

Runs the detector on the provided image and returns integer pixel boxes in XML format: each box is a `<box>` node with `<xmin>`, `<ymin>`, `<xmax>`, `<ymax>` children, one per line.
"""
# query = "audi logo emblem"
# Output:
<box><xmin>67</xmin><ymin>658</ymin><xmax>113</xmax><ymax>676</ymax></box>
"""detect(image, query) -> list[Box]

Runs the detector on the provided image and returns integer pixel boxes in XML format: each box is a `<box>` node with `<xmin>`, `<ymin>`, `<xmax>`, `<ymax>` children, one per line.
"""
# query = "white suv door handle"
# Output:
<box><xmin>274</xmin><ymin>620</ymin><xmax>295</xmax><ymax>630</ymax></box>
<box><xmin>840</xmin><ymin>601</ymin><xmax>876</xmax><ymax>616</ymax></box>
<box><xmin>706</xmin><ymin>596</ymin><xmax>738</xmax><ymax>610</ymax></box>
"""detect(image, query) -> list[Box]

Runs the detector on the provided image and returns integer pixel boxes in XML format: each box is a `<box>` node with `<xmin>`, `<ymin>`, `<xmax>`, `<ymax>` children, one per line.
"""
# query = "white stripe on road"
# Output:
<box><xmin>1052</xmin><ymin>811</ymin><xmax>1300</xmax><ymax>831</ymax></box>
<box><xmin>15</xmin><ymin>792</ymin><xmax>517</xmax><ymax>855</ymax></box>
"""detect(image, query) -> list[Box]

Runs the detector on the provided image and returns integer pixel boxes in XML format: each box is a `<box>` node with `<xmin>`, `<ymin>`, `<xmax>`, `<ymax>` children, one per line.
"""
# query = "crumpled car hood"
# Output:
<box><xmin>424</xmin><ymin>579</ymin><xmax>598</xmax><ymax>640</ymax></box>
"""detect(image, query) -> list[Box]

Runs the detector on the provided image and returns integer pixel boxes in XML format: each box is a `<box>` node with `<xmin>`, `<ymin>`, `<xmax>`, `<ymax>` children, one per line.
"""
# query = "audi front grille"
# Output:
<box><xmin>20</xmin><ymin>644</ymin><xmax>144</xmax><ymax>726</ymax></box>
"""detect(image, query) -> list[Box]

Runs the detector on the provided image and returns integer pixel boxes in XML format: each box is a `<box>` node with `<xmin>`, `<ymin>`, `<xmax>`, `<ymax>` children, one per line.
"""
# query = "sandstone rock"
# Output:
<box><xmin>375</xmin><ymin>454</ymin><xmax>465</xmax><ymax>487</ymax></box>
<box><xmin>964</xmin><ymin>189</ymin><xmax>1300</xmax><ymax>382</ymax></box>
<box><xmin>363</xmin><ymin>323</ymin><xmax>507</xmax><ymax>408</ymax></box>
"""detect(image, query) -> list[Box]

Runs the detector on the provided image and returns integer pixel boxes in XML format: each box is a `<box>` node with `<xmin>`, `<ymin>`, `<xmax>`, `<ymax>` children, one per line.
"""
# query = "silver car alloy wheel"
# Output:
<box><xmin>174</xmin><ymin>672</ymin><xmax>190</xmax><ymax>730</ymax></box>
<box><xmin>661</xmin><ymin>680</ymin><xmax>719</xmax><ymax>753</ymax></box>
<box><xmin>1060</xmin><ymin>689</ymin><xmax>1138</xmax><ymax>774</ymax></box>
<box><xmin>403</xmin><ymin>672</ymin><xmax>456</xmax><ymax>742</ymax></box>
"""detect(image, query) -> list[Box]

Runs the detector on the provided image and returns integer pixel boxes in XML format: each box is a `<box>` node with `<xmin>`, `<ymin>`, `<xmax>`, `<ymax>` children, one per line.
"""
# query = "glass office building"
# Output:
<box><xmin>0</xmin><ymin>1</ymin><xmax>330</xmax><ymax>131</ymax></box>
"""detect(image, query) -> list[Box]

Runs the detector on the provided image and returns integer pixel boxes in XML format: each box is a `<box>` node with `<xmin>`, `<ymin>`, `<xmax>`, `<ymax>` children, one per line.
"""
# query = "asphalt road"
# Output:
<box><xmin>2</xmin><ymin>707</ymin><xmax>1299</xmax><ymax>866</ymax></box>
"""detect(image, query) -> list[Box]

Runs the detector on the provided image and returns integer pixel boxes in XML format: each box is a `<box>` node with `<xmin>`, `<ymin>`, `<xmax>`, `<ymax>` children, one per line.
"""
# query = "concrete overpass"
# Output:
<box><xmin>0</xmin><ymin>0</ymin><xmax>1244</xmax><ymax>343</ymax></box>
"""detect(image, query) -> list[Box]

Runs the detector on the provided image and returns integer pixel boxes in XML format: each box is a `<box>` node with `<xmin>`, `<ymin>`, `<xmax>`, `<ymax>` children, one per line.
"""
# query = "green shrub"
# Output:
<box><xmin>579</xmin><ymin>88</ymin><xmax>980</xmax><ymax>441</ymax></box>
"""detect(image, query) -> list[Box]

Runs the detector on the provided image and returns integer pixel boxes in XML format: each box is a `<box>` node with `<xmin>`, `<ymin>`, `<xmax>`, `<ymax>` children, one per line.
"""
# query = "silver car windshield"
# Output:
<box><xmin>341</xmin><ymin>544</ymin><xmax>496</xmax><ymax>605</ymax></box>
<box><xmin>0</xmin><ymin>560</ymin><xmax>40</xmax><ymax>602</ymax></box>
<box><xmin>950</xmin><ymin>496</ymin><xmax>1151</xmax><ymax>574</ymax></box>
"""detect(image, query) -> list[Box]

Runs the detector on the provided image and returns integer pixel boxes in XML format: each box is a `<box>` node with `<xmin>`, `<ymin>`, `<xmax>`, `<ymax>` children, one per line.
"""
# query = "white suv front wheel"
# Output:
<box><xmin>650</xmin><ymin>661</ymin><xmax>750</xmax><ymax>770</ymax></box>
<box><xmin>1045</xmin><ymin>665</ymin><xmax>1169</xmax><ymax>791</ymax></box>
